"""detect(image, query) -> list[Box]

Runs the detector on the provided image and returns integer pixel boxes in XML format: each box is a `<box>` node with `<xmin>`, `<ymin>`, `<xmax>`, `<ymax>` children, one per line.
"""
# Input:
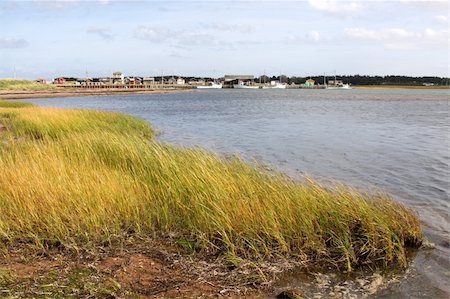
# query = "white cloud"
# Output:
<box><xmin>134</xmin><ymin>26</ymin><xmax>178</xmax><ymax>43</ymax></box>
<box><xmin>36</xmin><ymin>0</ymin><xmax>80</xmax><ymax>10</ymax></box>
<box><xmin>308</xmin><ymin>0</ymin><xmax>362</xmax><ymax>14</ymax></box>
<box><xmin>286</xmin><ymin>30</ymin><xmax>322</xmax><ymax>44</ymax></box>
<box><xmin>202</xmin><ymin>23</ymin><xmax>255</xmax><ymax>34</ymax></box>
<box><xmin>344</xmin><ymin>27</ymin><xmax>448</xmax><ymax>50</ymax></box>
<box><xmin>87</xmin><ymin>27</ymin><xmax>114</xmax><ymax>40</ymax></box>
<box><xmin>0</xmin><ymin>37</ymin><xmax>28</xmax><ymax>49</ymax></box>
<box><xmin>308</xmin><ymin>30</ymin><xmax>321</xmax><ymax>42</ymax></box>
<box><xmin>434</xmin><ymin>15</ymin><xmax>448</xmax><ymax>23</ymax></box>
<box><xmin>134</xmin><ymin>26</ymin><xmax>233</xmax><ymax>50</ymax></box>
<box><xmin>345</xmin><ymin>28</ymin><xmax>415</xmax><ymax>40</ymax></box>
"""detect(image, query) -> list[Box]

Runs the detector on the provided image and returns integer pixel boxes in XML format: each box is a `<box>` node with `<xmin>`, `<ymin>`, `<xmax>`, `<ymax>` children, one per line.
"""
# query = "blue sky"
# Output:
<box><xmin>1</xmin><ymin>0</ymin><xmax>448</xmax><ymax>79</ymax></box>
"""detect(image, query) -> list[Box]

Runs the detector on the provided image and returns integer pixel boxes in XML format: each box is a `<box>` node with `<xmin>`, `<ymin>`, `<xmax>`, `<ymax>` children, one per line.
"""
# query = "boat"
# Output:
<box><xmin>325</xmin><ymin>71</ymin><xmax>352</xmax><ymax>89</ymax></box>
<box><xmin>262</xmin><ymin>82</ymin><xmax>287</xmax><ymax>89</ymax></box>
<box><xmin>326</xmin><ymin>83</ymin><xmax>352</xmax><ymax>90</ymax></box>
<box><xmin>233</xmin><ymin>82</ymin><xmax>260</xmax><ymax>89</ymax></box>
<box><xmin>197</xmin><ymin>82</ymin><xmax>222</xmax><ymax>89</ymax></box>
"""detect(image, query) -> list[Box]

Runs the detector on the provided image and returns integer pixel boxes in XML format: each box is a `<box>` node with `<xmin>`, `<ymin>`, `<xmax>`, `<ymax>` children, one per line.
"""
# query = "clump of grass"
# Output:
<box><xmin>0</xmin><ymin>101</ymin><xmax>35</xmax><ymax>108</ymax></box>
<box><xmin>0</xmin><ymin>106</ymin><xmax>153</xmax><ymax>140</ymax></box>
<box><xmin>0</xmin><ymin>79</ymin><xmax>56</xmax><ymax>91</ymax></box>
<box><xmin>0</xmin><ymin>106</ymin><xmax>423</xmax><ymax>271</ymax></box>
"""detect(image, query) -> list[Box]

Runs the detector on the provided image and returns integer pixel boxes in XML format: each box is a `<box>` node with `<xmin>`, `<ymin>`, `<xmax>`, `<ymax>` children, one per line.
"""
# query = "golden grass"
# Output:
<box><xmin>0</xmin><ymin>79</ymin><xmax>56</xmax><ymax>91</ymax></box>
<box><xmin>0</xmin><ymin>105</ymin><xmax>423</xmax><ymax>271</ymax></box>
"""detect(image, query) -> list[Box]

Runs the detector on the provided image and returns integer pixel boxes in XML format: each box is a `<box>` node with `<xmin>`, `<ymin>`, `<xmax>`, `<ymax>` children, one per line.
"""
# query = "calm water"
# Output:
<box><xmin>28</xmin><ymin>88</ymin><xmax>449</xmax><ymax>298</ymax></box>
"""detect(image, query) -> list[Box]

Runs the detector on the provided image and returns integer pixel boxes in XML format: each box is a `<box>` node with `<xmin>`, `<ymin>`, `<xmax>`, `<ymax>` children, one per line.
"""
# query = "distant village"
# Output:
<box><xmin>42</xmin><ymin>72</ymin><xmax>321</xmax><ymax>89</ymax></box>
<box><xmin>35</xmin><ymin>72</ymin><xmax>447</xmax><ymax>89</ymax></box>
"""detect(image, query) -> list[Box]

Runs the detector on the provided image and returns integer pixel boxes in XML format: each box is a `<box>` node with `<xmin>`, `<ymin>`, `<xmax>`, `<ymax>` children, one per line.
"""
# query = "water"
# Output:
<box><xmin>27</xmin><ymin>88</ymin><xmax>449</xmax><ymax>298</ymax></box>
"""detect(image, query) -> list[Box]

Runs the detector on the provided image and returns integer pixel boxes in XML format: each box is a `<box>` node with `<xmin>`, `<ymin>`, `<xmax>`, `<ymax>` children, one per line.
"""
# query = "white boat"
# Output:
<box><xmin>325</xmin><ymin>72</ymin><xmax>352</xmax><ymax>89</ymax></box>
<box><xmin>197</xmin><ymin>83</ymin><xmax>222</xmax><ymax>89</ymax></box>
<box><xmin>326</xmin><ymin>83</ymin><xmax>352</xmax><ymax>90</ymax></box>
<box><xmin>262</xmin><ymin>82</ymin><xmax>287</xmax><ymax>89</ymax></box>
<box><xmin>233</xmin><ymin>82</ymin><xmax>260</xmax><ymax>89</ymax></box>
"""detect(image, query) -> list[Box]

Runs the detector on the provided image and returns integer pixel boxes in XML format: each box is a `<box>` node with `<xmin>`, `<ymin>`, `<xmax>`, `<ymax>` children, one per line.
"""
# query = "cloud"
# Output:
<box><xmin>308</xmin><ymin>0</ymin><xmax>362</xmax><ymax>15</ymax></box>
<box><xmin>434</xmin><ymin>15</ymin><xmax>448</xmax><ymax>23</ymax></box>
<box><xmin>344</xmin><ymin>27</ymin><xmax>448</xmax><ymax>50</ymax></box>
<box><xmin>0</xmin><ymin>1</ymin><xmax>17</xmax><ymax>15</ymax></box>
<box><xmin>36</xmin><ymin>0</ymin><xmax>80</xmax><ymax>10</ymax></box>
<box><xmin>87</xmin><ymin>27</ymin><xmax>114</xmax><ymax>40</ymax></box>
<box><xmin>134</xmin><ymin>26</ymin><xmax>234</xmax><ymax>50</ymax></box>
<box><xmin>202</xmin><ymin>22</ymin><xmax>255</xmax><ymax>33</ymax></box>
<box><xmin>0</xmin><ymin>37</ymin><xmax>28</xmax><ymax>49</ymax></box>
<box><xmin>134</xmin><ymin>26</ymin><xmax>178</xmax><ymax>43</ymax></box>
<box><xmin>345</xmin><ymin>28</ymin><xmax>414</xmax><ymax>40</ymax></box>
<box><xmin>286</xmin><ymin>30</ymin><xmax>322</xmax><ymax>43</ymax></box>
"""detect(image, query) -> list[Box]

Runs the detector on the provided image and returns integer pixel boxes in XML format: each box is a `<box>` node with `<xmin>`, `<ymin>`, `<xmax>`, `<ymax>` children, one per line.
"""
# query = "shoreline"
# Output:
<box><xmin>354</xmin><ymin>85</ymin><xmax>450</xmax><ymax>90</ymax></box>
<box><xmin>0</xmin><ymin>88</ymin><xmax>192</xmax><ymax>100</ymax></box>
<box><xmin>0</xmin><ymin>101</ymin><xmax>424</xmax><ymax>298</ymax></box>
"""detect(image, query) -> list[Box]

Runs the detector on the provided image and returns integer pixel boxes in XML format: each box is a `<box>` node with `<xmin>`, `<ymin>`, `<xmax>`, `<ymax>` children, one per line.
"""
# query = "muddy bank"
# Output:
<box><xmin>0</xmin><ymin>239</ymin><xmax>269</xmax><ymax>298</ymax></box>
<box><xmin>0</xmin><ymin>88</ymin><xmax>192</xmax><ymax>100</ymax></box>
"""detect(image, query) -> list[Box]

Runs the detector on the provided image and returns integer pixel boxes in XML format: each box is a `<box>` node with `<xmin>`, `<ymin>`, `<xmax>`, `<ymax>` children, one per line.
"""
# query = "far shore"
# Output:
<box><xmin>354</xmin><ymin>85</ymin><xmax>450</xmax><ymax>90</ymax></box>
<box><xmin>0</xmin><ymin>87</ymin><xmax>192</xmax><ymax>100</ymax></box>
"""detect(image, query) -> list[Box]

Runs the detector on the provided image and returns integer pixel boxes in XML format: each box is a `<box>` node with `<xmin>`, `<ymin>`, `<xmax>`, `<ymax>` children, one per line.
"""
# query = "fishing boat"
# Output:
<box><xmin>262</xmin><ymin>82</ymin><xmax>287</xmax><ymax>89</ymax></box>
<box><xmin>326</xmin><ymin>83</ymin><xmax>352</xmax><ymax>90</ymax></box>
<box><xmin>233</xmin><ymin>82</ymin><xmax>260</xmax><ymax>89</ymax></box>
<box><xmin>197</xmin><ymin>82</ymin><xmax>222</xmax><ymax>89</ymax></box>
<box><xmin>325</xmin><ymin>71</ymin><xmax>353</xmax><ymax>89</ymax></box>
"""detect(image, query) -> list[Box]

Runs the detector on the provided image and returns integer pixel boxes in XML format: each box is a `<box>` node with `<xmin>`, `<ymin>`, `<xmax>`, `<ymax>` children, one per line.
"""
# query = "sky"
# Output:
<box><xmin>0</xmin><ymin>0</ymin><xmax>449</xmax><ymax>79</ymax></box>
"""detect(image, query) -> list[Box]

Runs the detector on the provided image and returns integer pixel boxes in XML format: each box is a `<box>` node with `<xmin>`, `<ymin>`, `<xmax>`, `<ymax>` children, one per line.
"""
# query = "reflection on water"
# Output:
<box><xmin>28</xmin><ymin>88</ymin><xmax>450</xmax><ymax>298</ymax></box>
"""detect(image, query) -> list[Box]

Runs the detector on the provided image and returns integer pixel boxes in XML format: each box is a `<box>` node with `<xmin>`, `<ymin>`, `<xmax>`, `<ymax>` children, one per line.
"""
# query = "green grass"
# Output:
<box><xmin>0</xmin><ymin>79</ymin><xmax>56</xmax><ymax>91</ymax></box>
<box><xmin>0</xmin><ymin>105</ymin><xmax>423</xmax><ymax>271</ymax></box>
<box><xmin>0</xmin><ymin>100</ymin><xmax>35</xmax><ymax>108</ymax></box>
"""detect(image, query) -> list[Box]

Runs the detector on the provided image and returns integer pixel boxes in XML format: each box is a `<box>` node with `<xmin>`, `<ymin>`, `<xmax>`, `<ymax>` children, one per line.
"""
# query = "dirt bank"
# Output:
<box><xmin>0</xmin><ymin>88</ymin><xmax>192</xmax><ymax>100</ymax></box>
<box><xmin>0</xmin><ymin>239</ymin><xmax>268</xmax><ymax>298</ymax></box>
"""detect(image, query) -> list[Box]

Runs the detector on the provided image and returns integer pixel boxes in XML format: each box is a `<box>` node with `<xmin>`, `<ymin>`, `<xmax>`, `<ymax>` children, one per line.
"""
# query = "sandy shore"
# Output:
<box><xmin>0</xmin><ymin>88</ymin><xmax>193</xmax><ymax>100</ymax></box>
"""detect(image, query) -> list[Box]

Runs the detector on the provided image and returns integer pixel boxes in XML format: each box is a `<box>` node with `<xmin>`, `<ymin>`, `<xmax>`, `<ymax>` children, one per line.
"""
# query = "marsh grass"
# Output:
<box><xmin>0</xmin><ymin>105</ymin><xmax>423</xmax><ymax>271</ymax></box>
<box><xmin>0</xmin><ymin>101</ymin><xmax>35</xmax><ymax>108</ymax></box>
<box><xmin>0</xmin><ymin>79</ymin><xmax>56</xmax><ymax>91</ymax></box>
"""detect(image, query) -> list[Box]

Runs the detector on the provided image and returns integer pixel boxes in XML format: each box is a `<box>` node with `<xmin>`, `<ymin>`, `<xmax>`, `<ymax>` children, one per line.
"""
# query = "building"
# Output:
<box><xmin>176</xmin><ymin>78</ymin><xmax>186</xmax><ymax>85</ymax></box>
<box><xmin>304</xmin><ymin>79</ymin><xmax>315</xmax><ymax>87</ymax></box>
<box><xmin>36</xmin><ymin>78</ymin><xmax>49</xmax><ymax>84</ymax></box>
<box><xmin>188</xmin><ymin>79</ymin><xmax>206</xmax><ymax>86</ymax></box>
<box><xmin>223</xmin><ymin>75</ymin><xmax>254</xmax><ymax>87</ymax></box>
<box><xmin>328</xmin><ymin>79</ymin><xmax>344</xmax><ymax>86</ymax></box>
<box><xmin>54</xmin><ymin>77</ymin><xmax>66</xmax><ymax>85</ymax></box>
<box><xmin>112</xmin><ymin>71</ymin><xmax>125</xmax><ymax>85</ymax></box>
<box><xmin>143</xmin><ymin>77</ymin><xmax>155</xmax><ymax>85</ymax></box>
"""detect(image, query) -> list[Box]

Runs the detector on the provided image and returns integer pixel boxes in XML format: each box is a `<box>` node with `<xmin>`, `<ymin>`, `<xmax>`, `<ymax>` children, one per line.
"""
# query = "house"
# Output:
<box><xmin>304</xmin><ymin>79</ymin><xmax>315</xmax><ymax>87</ymax></box>
<box><xmin>112</xmin><ymin>71</ymin><xmax>125</xmax><ymax>85</ymax></box>
<box><xmin>54</xmin><ymin>77</ymin><xmax>66</xmax><ymax>85</ymax></box>
<box><xmin>143</xmin><ymin>77</ymin><xmax>155</xmax><ymax>86</ymax></box>
<box><xmin>176</xmin><ymin>78</ymin><xmax>186</xmax><ymax>85</ymax></box>
<box><xmin>223</xmin><ymin>75</ymin><xmax>254</xmax><ymax>87</ymax></box>
<box><xmin>328</xmin><ymin>80</ymin><xmax>344</xmax><ymax>86</ymax></box>
<box><xmin>36</xmin><ymin>78</ymin><xmax>48</xmax><ymax>84</ymax></box>
<box><xmin>188</xmin><ymin>79</ymin><xmax>206</xmax><ymax>86</ymax></box>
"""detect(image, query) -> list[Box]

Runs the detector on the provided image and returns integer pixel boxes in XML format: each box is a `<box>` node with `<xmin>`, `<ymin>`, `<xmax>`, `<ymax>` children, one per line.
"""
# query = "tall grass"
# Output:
<box><xmin>0</xmin><ymin>79</ymin><xmax>56</xmax><ymax>91</ymax></box>
<box><xmin>0</xmin><ymin>100</ymin><xmax>35</xmax><ymax>108</ymax></box>
<box><xmin>0</xmin><ymin>105</ymin><xmax>423</xmax><ymax>271</ymax></box>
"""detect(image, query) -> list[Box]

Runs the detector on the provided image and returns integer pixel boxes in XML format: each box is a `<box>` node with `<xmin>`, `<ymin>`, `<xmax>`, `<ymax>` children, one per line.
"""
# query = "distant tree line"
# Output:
<box><xmin>281</xmin><ymin>75</ymin><xmax>449</xmax><ymax>86</ymax></box>
<box><xmin>56</xmin><ymin>75</ymin><xmax>449</xmax><ymax>86</ymax></box>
